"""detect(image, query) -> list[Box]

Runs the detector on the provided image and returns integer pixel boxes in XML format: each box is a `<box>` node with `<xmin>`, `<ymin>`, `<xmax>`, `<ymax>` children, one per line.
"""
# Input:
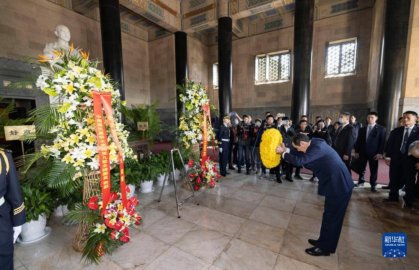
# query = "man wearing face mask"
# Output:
<box><xmin>237</xmin><ymin>115</ymin><xmax>252</xmax><ymax>174</ymax></box>
<box><xmin>333</xmin><ymin>112</ymin><xmax>357</xmax><ymax>172</ymax></box>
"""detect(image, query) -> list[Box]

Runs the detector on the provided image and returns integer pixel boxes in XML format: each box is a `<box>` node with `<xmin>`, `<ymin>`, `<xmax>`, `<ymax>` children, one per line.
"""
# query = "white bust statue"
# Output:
<box><xmin>43</xmin><ymin>25</ymin><xmax>71</xmax><ymax>57</ymax></box>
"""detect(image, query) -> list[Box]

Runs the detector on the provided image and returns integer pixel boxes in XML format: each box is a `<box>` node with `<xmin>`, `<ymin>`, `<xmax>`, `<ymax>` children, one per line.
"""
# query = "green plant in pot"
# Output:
<box><xmin>138</xmin><ymin>156</ymin><xmax>160</xmax><ymax>193</ymax></box>
<box><xmin>20</xmin><ymin>181</ymin><xmax>56</xmax><ymax>243</ymax></box>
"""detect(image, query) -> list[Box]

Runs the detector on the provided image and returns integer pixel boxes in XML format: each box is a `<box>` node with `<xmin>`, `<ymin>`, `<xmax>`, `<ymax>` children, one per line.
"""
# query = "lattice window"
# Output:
<box><xmin>255</xmin><ymin>51</ymin><xmax>291</xmax><ymax>84</ymax></box>
<box><xmin>325</xmin><ymin>38</ymin><xmax>357</xmax><ymax>77</ymax></box>
<box><xmin>213</xmin><ymin>63</ymin><xmax>218</xmax><ymax>89</ymax></box>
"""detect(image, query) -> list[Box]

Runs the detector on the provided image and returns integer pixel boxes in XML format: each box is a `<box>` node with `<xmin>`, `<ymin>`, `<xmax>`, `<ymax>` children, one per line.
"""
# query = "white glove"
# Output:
<box><xmin>13</xmin><ymin>226</ymin><xmax>22</xmax><ymax>243</ymax></box>
<box><xmin>219</xmin><ymin>148</ymin><xmax>223</xmax><ymax>153</ymax></box>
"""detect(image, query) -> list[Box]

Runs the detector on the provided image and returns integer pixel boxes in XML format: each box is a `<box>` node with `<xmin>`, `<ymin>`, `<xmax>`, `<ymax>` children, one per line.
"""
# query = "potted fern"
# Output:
<box><xmin>123</xmin><ymin>157</ymin><xmax>142</xmax><ymax>198</ymax></box>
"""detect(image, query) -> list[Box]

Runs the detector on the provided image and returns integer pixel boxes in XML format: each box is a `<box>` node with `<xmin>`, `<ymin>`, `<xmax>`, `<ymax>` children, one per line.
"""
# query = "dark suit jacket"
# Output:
<box><xmin>284</xmin><ymin>138</ymin><xmax>354</xmax><ymax>197</ymax></box>
<box><xmin>279</xmin><ymin>126</ymin><xmax>296</xmax><ymax>146</ymax></box>
<box><xmin>354</xmin><ymin>124</ymin><xmax>386</xmax><ymax>157</ymax></box>
<box><xmin>385</xmin><ymin>125</ymin><xmax>419</xmax><ymax>159</ymax></box>
<box><xmin>333</xmin><ymin>124</ymin><xmax>356</xmax><ymax>157</ymax></box>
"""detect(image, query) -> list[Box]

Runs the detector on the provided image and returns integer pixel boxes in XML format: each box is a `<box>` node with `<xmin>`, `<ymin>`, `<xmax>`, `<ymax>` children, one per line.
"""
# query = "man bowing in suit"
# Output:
<box><xmin>277</xmin><ymin>134</ymin><xmax>354</xmax><ymax>256</ymax></box>
<box><xmin>354</xmin><ymin>112</ymin><xmax>386</xmax><ymax>192</ymax></box>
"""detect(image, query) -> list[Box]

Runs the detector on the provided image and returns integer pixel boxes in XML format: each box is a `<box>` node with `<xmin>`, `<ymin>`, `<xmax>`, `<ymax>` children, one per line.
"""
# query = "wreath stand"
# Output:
<box><xmin>72</xmin><ymin>171</ymin><xmax>101</xmax><ymax>252</ymax></box>
<box><xmin>158</xmin><ymin>148</ymin><xmax>199</xmax><ymax>218</ymax></box>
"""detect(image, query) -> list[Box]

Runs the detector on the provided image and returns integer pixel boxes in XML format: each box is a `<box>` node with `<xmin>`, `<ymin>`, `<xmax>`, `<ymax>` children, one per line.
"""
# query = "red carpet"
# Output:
<box><xmin>151</xmin><ymin>142</ymin><xmax>390</xmax><ymax>185</ymax></box>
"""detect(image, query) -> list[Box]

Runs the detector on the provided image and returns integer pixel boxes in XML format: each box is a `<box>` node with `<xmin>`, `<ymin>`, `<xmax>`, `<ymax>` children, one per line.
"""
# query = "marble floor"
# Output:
<box><xmin>14</xmin><ymin>172</ymin><xmax>419</xmax><ymax>270</ymax></box>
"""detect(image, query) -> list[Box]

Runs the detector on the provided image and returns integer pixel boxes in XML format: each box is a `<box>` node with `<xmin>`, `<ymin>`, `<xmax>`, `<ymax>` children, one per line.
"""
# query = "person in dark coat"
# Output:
<box><xmin>312</xmin><ymin>120</ymin><xmax>332</xmax><ymax>145</ymax></box>
<box><xmin>251</xmin><ymin>119</ymin><xmax>262</xmax><ymax>174</ymax></box>
<box><xmin>333</xmin><ymin>112</ymin><xmax>357</xmax><ymax>172</ymax></box>
<box><xmin>353</xmin><ymin>112</ymin><xmax>386</xmax><ymax>192</ymax></box>
<box><xmin>279</xmin><ymin>117</ymin><xmax>296</xmax><ymax>181</ymax></box>
<box><xmin>0</xmin><ymin>149</ymin><xmax>26</xmax><ymax>270</ymax></box>
<box><xmin>384</xmin><ymin>111</ymin><xmax>419</xmax><ymax>206</ymax></box>
<box><xmin>325</xmin><ymin>117</ymin><xmax>334</xmax><ymax>134</ymax></box>
<box><xmin>330</xmin><ymin>121</ymin><xmax>341</xmax><ymax>144</ymax></box>
<box><xmin>276</xmin><ymin>134</ymin><xmax>354</xmax><ymax>256</ymax></box>
<box><xmin>237</xmin><ymin>115</ymin><xmax>252</xmax><ymax>174</ymax></box>
<box><xmin>293</xmin><ymin>120</ymin><xmax>312</xmax><ymax>179</ymax></box>
<box><xmin>217</xmin><ymin>116</ymin><xmax>231</xmax><ymax>177</ymax></box>
<box><xmin>350</xmin><ymin>115</ymin><xmax>362</xmax><ymax>139</ymax></box>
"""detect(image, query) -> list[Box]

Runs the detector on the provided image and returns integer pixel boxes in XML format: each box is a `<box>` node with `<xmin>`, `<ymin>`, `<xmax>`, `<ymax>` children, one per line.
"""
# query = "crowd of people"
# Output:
<box><xmin>217</xmin><ymin>110</ymin><xmax>419</xmax><ymax>209</ymax></box>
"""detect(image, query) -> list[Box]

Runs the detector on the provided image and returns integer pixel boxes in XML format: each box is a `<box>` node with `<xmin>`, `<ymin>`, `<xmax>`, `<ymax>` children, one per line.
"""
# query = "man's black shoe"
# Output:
<box><xmin>371</xmin><ymin>188</ymin><xmax>377</xmax><ymax>193</ymax></box>
<box><xmin>246</xmin><ymin>170</ymin><xmax>250</xmax><ymax>175</ymax></box>
<box><xmin>276</xmin><ymin>178</ymin><xmax>282</xmax><ymax>184</ymax></box>
<box><xmin>229</xmin><ymin>166</ymin><xmax>235</xmax><ymax>170</ymax></box>
<box><xmin>305</xmin><ymin>247</ymin><xmax>330</xmax><ymax>256</ymax></box>
<box><xmin>294</xmin><ymin>174</ymin><xmax>303</xmax><ymax>180</ymax></box>
<box><xmin>382</xmin><ymin>185</ymin><xmax>390</xmax><ymax>189</ymax></box>
<box><xmin>220</xmin><ymin>174</ymin><xmax>226</xmax><ymax>177</ymax></box>
<box><xmin>308</xmin><ymin>239</ymin><xmax>318</xmax><ymax>246</ymax></box>
<box><xmin>237</xmin><ymin>169</ymin><xmax>241</xmax><ymax>173</ymax></box>
<box><xmin>285</xmin><ymin>176</ymin><xmax>293</xmax><ymax>182</ymax></box>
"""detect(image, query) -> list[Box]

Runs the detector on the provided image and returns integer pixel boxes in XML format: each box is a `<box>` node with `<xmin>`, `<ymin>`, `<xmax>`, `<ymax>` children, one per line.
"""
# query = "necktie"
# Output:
<box><xmin>400</xmin><ymin>128</ymin><xmax>409</xmax><ymax>154</ymax></box>
<box><xmin>366</xmin><ymin>126</ymin><xmax>372</xmax><ymax>141</ymax></box>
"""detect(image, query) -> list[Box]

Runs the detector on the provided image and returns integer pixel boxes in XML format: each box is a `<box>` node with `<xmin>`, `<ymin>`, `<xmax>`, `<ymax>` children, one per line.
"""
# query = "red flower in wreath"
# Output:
<box><xmin>188</xmin><ymin>159</ymin><xmax>194</xmax><ymax>168</ymax></box>
<box><xmin>110</xmin><ymin>230</ymin><xmax>118</xmax><ymax>240</ymax></box>
<box><xmin>196</xmin><ymin>177</ymin><xmax>202</xmax><ymax>185</ymax></box>
<box><xmin>134</xmin><ymin>214</ymin><xmax>142</xmax><ymax>225</ymax></box>
<box><xmin>120</xmin><ymin>228</ymin><xmax>130</xmax><ymax>243</ymax></box>
<box><xmin>105</xmin><ymin>218</ymin><xmax>116</xmax><ymax>229</ymax></box>
<box><xmin>87</xmin><ymin>196</ymin><xmax>99</xmax><ymax>210</ymax></box>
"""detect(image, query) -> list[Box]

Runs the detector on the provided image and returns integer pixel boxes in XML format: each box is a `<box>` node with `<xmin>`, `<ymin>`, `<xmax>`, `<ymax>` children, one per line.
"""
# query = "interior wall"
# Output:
<box><xmin>208</xmin><ymin>8</ymin><xmax>374</xmax><ymax>121</ymax></box>
<box><xmin>0</xmin><ymin>0</ymin><xmax>150</xmax><ymax>106</ymax></box>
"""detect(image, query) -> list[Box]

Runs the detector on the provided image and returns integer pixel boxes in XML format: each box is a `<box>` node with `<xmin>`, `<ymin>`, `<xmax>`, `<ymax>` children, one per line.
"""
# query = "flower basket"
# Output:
<box><xmin>72</xmin><ymin>170</ymin><xmax>101</xmax><ymax>252</ymax></box>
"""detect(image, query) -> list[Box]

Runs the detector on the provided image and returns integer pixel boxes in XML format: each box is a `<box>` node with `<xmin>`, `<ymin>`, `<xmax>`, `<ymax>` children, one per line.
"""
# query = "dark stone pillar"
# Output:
<box><xmin>291</xmin><ymin>0</ymin><xmax>314</xmax><ymax>124</ymax></box>
<box><xmin>175</xmin><ymin>31</ymin><xmax>188</xmax><ymax>126</ymax></box>
<box><xmin>218</xmin><ymin>17</ymin><xmax>233</xmax><ymax>118</ymax></box>
<box><xmin>377</xmin><ymin>0</ymin><xmax>411</xmax><ymax>130</ymax></box>
<box><xmin>99</xmin><ymin>0</ymin><xmax>124</xmax><ymax>100</ymax></box>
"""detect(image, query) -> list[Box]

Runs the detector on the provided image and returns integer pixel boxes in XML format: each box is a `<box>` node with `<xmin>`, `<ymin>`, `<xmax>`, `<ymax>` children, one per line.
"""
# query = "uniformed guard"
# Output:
<box><xmin>218</xmin><ymin>115</ymin><xmax>231</xmax><ymax>177</ymax></box>
<box><xmin>0</xmin><ymin>148</ymin><xmax>26</xmax><ymax>270</ymax></box>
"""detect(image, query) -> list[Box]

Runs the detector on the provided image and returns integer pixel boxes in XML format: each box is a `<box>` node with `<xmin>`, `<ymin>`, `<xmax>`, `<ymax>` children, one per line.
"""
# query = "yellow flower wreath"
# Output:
<box><xmin>260</xmin><ymin>128</ymin><xmax>283</xmax><ymax>169</ymax></box>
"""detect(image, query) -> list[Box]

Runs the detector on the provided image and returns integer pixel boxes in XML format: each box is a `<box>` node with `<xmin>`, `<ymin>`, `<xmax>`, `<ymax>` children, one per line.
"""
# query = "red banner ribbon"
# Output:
<box><xmin>93</xmin><ymin>91</ymin><xmax>127</xmax><ymax>214</ymax></box>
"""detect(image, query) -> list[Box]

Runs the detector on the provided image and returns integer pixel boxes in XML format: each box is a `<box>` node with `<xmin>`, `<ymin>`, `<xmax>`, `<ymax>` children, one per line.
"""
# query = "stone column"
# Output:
<box><xmin>218</xmin><ymin>17</ymin><xmax>233</xmax><ymax>118</ymax></box>
<box><xmin>377</xmin><ymin>0</ymin><xmax>411</xmax><ymax>130</ymax></box>
<box><xmin>291</xmin><ymin>0</ymin><xmax>314</xmax><ymax>124</ymax></box>
<box><xmin>400</xmin><ymin>0</ymin><xmax>419</xmax><ymax>114</ymax></box>
<box><xmin>175</xmin><ymin>31</ymin><xmax>188</xmax><ymax>126</ymax></box>
<box><xmin>99</xmin><ymin>0</ymin><xmax>124</xmax><ymax>100</ymax></box>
